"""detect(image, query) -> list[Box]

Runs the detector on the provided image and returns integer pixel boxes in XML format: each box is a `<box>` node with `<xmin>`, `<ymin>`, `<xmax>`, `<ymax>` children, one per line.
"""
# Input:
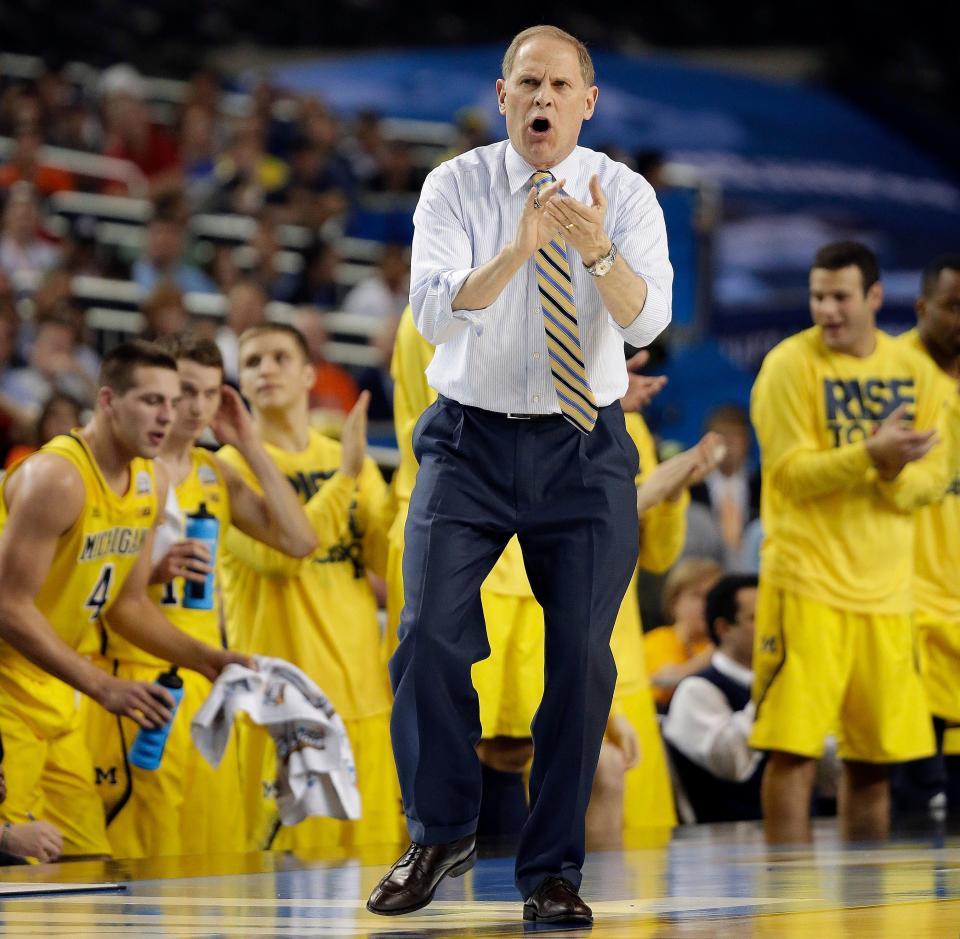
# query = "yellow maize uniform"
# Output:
<box><xmin>750</xmin><ymin>326</ymin><xmax>954</xmax><ymax>761</ymax></box>
<box><xmin>0</xmin><ymin>433</ymin><xmax>157</xmax><ymax>856</ymax></box>
<box><xmin>897</xmin><ymin>328</ymin><xmax>960</xmax><ymax>722</ymax></box>
<box><xmin>218</xmin><ymin>431</ymin><xmax>401</xmax><ymax>851</ymax></box>
<box><xmin>83</xmin><ymin>448</ymin><xmax>245</xmax><ymax>858</ymax></box>
<box><xmin>388</xmin><ymin>307</ymin><xmax>677</xmax><ymax>829</ymax></box>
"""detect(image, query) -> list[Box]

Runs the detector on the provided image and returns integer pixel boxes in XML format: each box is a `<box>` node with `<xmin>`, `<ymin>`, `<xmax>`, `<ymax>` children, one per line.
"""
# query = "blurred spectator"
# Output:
<box><xmin>346</xmin><ymin>110</ymin><xmax>384</xmax><ymax>185</ymax></box>
<box><xmin>286</xmin><ymin>108</ymin><xmax>354</xmax><ymax>229</ymax></box>
<box><xmin>4</xmin><ymin>391</ymin><xmax>83</xmax><ymax>468</ymax></box>
<box><xmin>663</xmin><ymin>574</ymin><xmax>764</xmax><ymax>823</ymax></box>
<box><xmin>212</xmin><ymin>115</ymin><xmax>289</xmax><ymax>215</ymax></box>
<box><xmin>216</xmin><ymin>279</ymin><xmax>267</xmax><ymax>383</ymax></box>
<box><xmin>435</xmin><ymin>107</ymin><xmax>492</xmax><ymax>165</ymax></box>
<box><xmin>635</xmin><ymin>150</ymin><xmax>669</xmax><ymax>190</ymax></box>
<box><xmin>2</xmin><ymin>312</ymin><xmax>98</xmax><ymax>412</ymax></box>
<box><xmin>292</xmin><ymin>306</ymin><xmax>359</xmax><ymax>415</ymax></box>
<box><xmin>99</xmin><ymin>64</ymin><xmax>181</xmax><ymax>194</ymax></box>
<box><xmin>342</xmin><ymin>243</ymin><xmax>409</xmax><ymax>319</ymax></box>
<box><xmin>0</xmin><ymin>124</ymin><xmax>75</xmax><ymax>196</ymax></box>
<box><xmin>644</xmin><ymin>558</ymin><xmax>721</xmax><ymax>711</ymax></box>
<box><xmin>132</xmin><ymin>207</ymin><xmax>217</xmax><ymax>295</ymax></box>
<box><xmin>141</xmin><ymin>282</ymin><xmax>190</xmax><ymax>342</ymax></box>
<box><xmin>295</xmin><ymin>238</ymin><xmax>341</xmax><ymax>308</ymax></box>
<box><xmin>0</xmin><ymin>303</ymin><xmax>30</xmax><ymax>456</ymax></box>
<box><xmin>368</xmin><ymin>140</ymin><xmax>426</xmax><ymax>195</ymax></box>
<box><xmin>687</xmin><ymin>404</ymin><xmax>761</xmax><ymax>567</ymax></box>
<box><xmin>0</xmin><ymin>183</ymin><xmax>60</xmax><ymax>281</ymax></box>
<box><xmin>178</xmin><ymin>104</ymin><xmax>220</xmax><ymax>208</ymax></box>
<box><xmin>247</xmin><ymin>217</ymin><xmax>302</xmax><ymax>303</ymax></box>
<box><xmin>208</xmin><ymin>243</ymin><xmax>243</xmax><ymax>294</ymax></box>
<box><xmin>353</xmin><ymin>313</ymin><xmax>398</xmax><ymax>422</ymax></box>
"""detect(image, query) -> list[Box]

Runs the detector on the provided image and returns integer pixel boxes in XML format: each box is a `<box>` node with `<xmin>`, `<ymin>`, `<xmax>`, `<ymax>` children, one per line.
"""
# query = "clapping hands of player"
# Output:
<box><xmin>865</xmin><ymin>403</ymin><xmax>938</xmax><ymax>480</ymax></box>
<box><xmin>636</xmin><ymin>432</ymin><xmax>727</xmax><ymax>514</ymax></box>
<box><xmin>340</xmin><ymin>391</ymin><xmax>371</xmax><ymax>479</ymax></box>
<box><xmin>620</xmin><ymin>350</ymin><xmax>667</xmax><ymax>413</ymax></box>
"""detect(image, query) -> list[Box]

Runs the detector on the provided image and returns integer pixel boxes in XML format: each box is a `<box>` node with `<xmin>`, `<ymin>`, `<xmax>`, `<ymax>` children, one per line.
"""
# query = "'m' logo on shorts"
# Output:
<box><xmin>95</xmin><ymin>766</ymin><xmax>118</xmax><ymax>786</ymax></box>
<box><xmin>761</xmin><ymin>636</ymin><xmax>778</xmax><ymax>655</ymax></box>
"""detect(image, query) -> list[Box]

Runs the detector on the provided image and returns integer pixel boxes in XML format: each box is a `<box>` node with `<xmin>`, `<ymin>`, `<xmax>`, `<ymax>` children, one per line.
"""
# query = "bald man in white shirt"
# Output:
<box><xmin>368</xmin><ymin>25</ymin><xmax>673</xmax><ymax>925</ymax></box>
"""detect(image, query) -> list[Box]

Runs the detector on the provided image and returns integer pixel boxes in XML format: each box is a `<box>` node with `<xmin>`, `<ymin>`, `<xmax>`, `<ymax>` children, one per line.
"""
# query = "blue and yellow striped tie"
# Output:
<box><xmin>532</xmin><ymin>171</ymin><xmax>598</xmax><ymax>434</ymax></box>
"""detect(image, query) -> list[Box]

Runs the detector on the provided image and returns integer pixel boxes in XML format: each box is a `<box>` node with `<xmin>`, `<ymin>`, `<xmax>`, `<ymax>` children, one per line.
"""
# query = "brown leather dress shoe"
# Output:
<box><xmin>366</xmin><ymin>834</ymin><xmax>477</xmax><ymax>916</ymax></box>
<box><xmin>522</xmin><ymin>876</ymin><xmax>593</xmax><ymax>925</ymax></box>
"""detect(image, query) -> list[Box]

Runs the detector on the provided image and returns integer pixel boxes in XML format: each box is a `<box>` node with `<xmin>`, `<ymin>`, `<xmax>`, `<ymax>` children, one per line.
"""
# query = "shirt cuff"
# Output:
<box><xmin>613</xmin><ymin>281</ymin><xmax>671</xmax><ymax>348</ymax></box>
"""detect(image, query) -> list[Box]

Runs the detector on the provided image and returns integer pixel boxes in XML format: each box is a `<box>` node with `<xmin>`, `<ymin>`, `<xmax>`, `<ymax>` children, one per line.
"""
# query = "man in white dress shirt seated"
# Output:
<box><xmin>662</xmin><ymin>573</ymin><xmax>764</xmax><ymax>822</ymax></box>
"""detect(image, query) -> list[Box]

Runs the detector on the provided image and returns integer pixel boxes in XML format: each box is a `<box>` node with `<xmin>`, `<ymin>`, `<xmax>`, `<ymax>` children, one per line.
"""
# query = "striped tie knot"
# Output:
<box><xmin>529</xmin><ymin>173</ymin><xmax>598</xmax><ymax>434</ymax></box>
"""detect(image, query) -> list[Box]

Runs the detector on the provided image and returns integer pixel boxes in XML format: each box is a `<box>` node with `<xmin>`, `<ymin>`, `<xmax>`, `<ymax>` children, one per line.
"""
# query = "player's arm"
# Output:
<box><xmin>0</xmin><ymin>455</ymin><xmax>172</xmax><ymax>727</ymax></box>
<box><xmin>106</xmin><ymin>466</ymin><xmax>252</xmax><ymax>680</ymax></box>
<box><xmin>221</xmin><ymin>395</ymin><xmax>370</xmax><ymax>577</ymax></box>
<box><xmin>752</xmin><ymin>349</ymin><xmax>872</xmax><ymax>501</ymax></box>
<box><xmin>211</xmin><ymin>386</ymin><xmax>317</xmax><ymax>558</ymax></box>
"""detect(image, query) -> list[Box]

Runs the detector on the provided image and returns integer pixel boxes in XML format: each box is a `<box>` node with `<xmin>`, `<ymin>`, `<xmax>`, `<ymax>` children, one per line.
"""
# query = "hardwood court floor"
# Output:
<box><xmin>2</xmin><ymin>821</ymin><xmax>960</xmax><ymax>936</ymax></box>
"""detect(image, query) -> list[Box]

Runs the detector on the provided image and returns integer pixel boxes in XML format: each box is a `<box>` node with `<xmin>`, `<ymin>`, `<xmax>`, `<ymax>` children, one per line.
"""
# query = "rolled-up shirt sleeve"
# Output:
<box><xmin>610</xmin><ymin>177</ymin><xmax>673</xmax><ymax>348</ymax></box>
<box><xmin>410</xmin><ymin>167</ymin><xmax>478</xmax><ymax>345</ymax></box>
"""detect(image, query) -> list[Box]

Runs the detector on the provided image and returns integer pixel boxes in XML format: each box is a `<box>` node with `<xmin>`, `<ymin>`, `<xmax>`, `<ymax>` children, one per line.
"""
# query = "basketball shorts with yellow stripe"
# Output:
<box><xmin>243</xmin><ymin>708</ymin><xmax>404</xmax><ymax>852</ymax></box>
<box><xmin>0</xmin><ymin>675</ymin><xmax>111</xmax><ymax>857</ymax></box>
<box><xmin>82</xmin><ymin>658</ymin><xmax>246</xmax><ymax>859</ymax></box>
<box><xmin>617</xmin><ymin>686</ymin><xmax>677</xmax><ymax>831</ymax></box>
<box><xmin>750</xmin><ymin>584</ymin><xmax>934</xmax><ymax>762</ymax></box>
<box><xmin>915</xmin><ymin>611</ymin><xmax>960</xmax><ymax>724</ymax></box>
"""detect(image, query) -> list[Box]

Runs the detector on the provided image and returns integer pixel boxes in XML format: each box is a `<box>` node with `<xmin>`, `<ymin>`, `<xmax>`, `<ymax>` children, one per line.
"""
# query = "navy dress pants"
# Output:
<box><xmin>389</xmin><ymin>394</ymin><xmax>640</xmax><ymax>898</ymax></box>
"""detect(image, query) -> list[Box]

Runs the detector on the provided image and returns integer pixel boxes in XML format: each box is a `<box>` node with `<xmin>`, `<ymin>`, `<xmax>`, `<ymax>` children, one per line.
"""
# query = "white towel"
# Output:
<box><xmin>191</xmin><ymin>656</ymin><xmax>361</xmax><ymax>825</ymax></box>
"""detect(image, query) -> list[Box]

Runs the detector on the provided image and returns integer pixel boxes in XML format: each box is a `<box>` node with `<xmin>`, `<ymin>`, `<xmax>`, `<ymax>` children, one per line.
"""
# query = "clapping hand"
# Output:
<box><xmin>514</xmin><ymin>178</ymin><xmax>565</xmax><ymax>258</ymax></box>
<box><xmin>620</xmin><ymin>351</ymin><xmax>667</xmax><ymax>413</ymax></box>
<box><xmin>542</xmin><ymin>175</ymin><xmax>610</xmax><ymax>266</ymax></box>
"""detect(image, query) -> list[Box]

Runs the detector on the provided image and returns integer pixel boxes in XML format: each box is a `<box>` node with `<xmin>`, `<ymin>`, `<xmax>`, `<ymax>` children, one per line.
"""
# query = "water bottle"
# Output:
<box><xmin>128</xmin><ymin>667</ymin><xmax>184</xmax><ymax>771</ymax></box>
<box><xmin>183</xmin><ymin>502</ymin><xmax>219</xmax><ymax>610</ymax></box>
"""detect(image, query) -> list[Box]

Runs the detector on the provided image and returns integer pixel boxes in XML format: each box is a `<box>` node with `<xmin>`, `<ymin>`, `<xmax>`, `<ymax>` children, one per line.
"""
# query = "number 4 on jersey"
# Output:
<box><xmin>84</xmin><ymin>564</ymin><xmax>114</xmax><ymax>620</ymax></box>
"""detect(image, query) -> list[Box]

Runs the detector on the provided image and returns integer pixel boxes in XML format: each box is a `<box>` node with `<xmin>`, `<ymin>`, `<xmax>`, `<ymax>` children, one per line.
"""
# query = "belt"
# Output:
<box><xmin>505</xmin><ymin>412</ymin><xmax>561</xmax><ymax>421</ymax></box>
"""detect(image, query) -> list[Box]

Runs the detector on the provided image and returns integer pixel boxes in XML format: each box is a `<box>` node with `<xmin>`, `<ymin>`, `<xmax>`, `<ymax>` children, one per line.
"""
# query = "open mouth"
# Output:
<box><xmin>529</xmin><ymin>117</ymin><xmax>551</xmax><ymax>134</ymax></box>
<box><xmin>148</xmin><ymin>431</ymin><xmax>165</xmax><ymax>446</ymax></box>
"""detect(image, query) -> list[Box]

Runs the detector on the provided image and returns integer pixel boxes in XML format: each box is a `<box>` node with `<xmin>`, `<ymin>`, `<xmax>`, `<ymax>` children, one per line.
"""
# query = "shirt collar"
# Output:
<box><xmin>505</xmin><ymin>142</ymin><xmax>584</xmax><ymax>198</ymax></box>
<box><xmin>712</xmin><ymin>650</ymin><xmax>754</xmax><ymax>688</ymax></box>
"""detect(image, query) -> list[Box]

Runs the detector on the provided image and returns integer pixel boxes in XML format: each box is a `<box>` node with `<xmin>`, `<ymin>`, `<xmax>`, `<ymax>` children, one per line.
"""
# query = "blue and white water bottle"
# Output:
<box><xmin>183</xmin><ymin>502</ymin><xmax>219</xmax><ymax>611</ymax></box>
<box><xmin>128</xmin><ymin>666</ymin><xmax>184</xmax><ymax>771</ymax></box>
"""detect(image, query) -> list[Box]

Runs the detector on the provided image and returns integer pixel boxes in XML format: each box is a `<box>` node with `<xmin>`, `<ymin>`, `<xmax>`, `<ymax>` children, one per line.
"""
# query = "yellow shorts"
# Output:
<box><xmin>943</xmin><ymin>725</ymin><xmax>960</xmax><ymax>756</ymax></box>
<box><xmin>0</xmin><ymin>686</ymin><xmax>110</xmax><ymax>857</ymax></box>
<box><xmin>245</xmin><ymin>709</ymin><xmax>404</xmax><ymax>852</ymax></box>
<box><xmin>915</xmin><ymin>611</ymin><xmax>960</xmax><ymax>723</ymax></box>
<box><xmin>474</xmin><ymin>592</ymin><xmax>545</xmax><ymax>739</ymax></box>
<box><xmin>617</xmin><ymin>687</ymin><xmax>677</xmax><ymax>831</ymax></box>
<box><xmin>83</xmin><ymin>658</ymin><xmax>246</xmax><ymax>859</ymax></box>
<box><xmin>751</xmin><ymin>584</ymin><xmax>934</xmax><ymax>763</ymax></box>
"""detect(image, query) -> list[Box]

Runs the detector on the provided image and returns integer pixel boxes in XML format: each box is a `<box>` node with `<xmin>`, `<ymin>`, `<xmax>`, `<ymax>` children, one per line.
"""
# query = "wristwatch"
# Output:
<box><xmin>584</xmin><ymin>241</ymin><xmax>618</xmax><ymax>277</ymax></box>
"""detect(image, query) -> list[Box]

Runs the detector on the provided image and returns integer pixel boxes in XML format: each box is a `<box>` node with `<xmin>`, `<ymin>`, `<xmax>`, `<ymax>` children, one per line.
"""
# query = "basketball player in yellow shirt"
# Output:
<box><xmin>0</xmin><ymin>340</ymin><xmax>250</xmax><ymax>857</ymax></box>
<box><xmin>896</xmin><ymin>256</ymin><xmax>960</xmax><ymax>795</ymax></box>
<box><xmin>751</xmin><ymin>241</ymin><xmax>956</xmax><ymax>844</ymax></box>
<box><xmin>84</xmin><ymin>336</ymin><xmax>316</xmax><ymax>858</ymax></box>
<box><xmin>218</xmin><ymin>322</ymin><xmax>400</xmax><ymax>851</ymax></box>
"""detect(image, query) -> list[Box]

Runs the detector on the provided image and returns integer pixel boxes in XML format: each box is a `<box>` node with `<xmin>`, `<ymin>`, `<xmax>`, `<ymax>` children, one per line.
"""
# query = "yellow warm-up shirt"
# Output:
<box><xmin>100</xmin><ymin>448</ymin><xmax>232</xmax><ymax>666</ymax></box>
<box><xmin>0</xmin><ymin>433</ymin><xmax>158</xmax><ymax>729</ymax></box>
<box><xmin>752</xmin><ymin>326</ymin><xmax>954</xmax><ymax>614</ymax></box>
<box><xmin>389</xmin><ymin>306</ymin><xmax>685</xmax><ymax>692</ymax></box>
<box><xmin>898</xmin><ymin>329</ymin><xmax>960</xmax><ymax>621</ymax></box>
<box><xmin>218</xmin><ymin>431</ymin><xmax>394</xmax><ymax>721</ymax></box>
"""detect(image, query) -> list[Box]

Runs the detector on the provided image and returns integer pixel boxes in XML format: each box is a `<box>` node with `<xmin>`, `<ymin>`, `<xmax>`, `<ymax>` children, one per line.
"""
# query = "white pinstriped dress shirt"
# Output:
<box><xmin>410</xmin><ymin>140</ymin><xmax>673</xmax><ymax>414</ymax></box>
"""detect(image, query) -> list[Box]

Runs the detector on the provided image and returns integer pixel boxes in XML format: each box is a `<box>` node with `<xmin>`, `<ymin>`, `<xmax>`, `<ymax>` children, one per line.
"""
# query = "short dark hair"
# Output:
<box><xmin>921</xmin><ymin>254</ymin><xmax>960</xmax><ymax>297</ymax></box>
<box><xmin>705</xmin><ymin>403</ymin><xmax>750</xmax><ymax>432</ymax></box>
<box><xmin>811</xmin><ymin>241</ymin><xmax>880</xmax><ymax>293</ymax></box>
<box><xmin>238</xmin><ymin>323</ymin><xmax>310</xmax><ymax>363</ymax></box>
<box><xmin>98</xmin><ymin>339</ymin><xmax>178</xmax><ymax>394</ymax></box>
<box><xmin>156</xmin><ymin>334</ymin><xmax>224</xmax><ymax>371</ymax></box>
<box><xmin>705</xmin><ymin>574</ymin><xmax>759</xmax><ymax>646</ymax></box>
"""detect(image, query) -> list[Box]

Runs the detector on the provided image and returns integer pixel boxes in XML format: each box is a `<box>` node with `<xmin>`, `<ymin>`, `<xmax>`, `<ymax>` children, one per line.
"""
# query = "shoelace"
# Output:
<box><xmin>399</xmin><ymin>843</ymin><xmax>426</xmax><ymax>867</ymax></box>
